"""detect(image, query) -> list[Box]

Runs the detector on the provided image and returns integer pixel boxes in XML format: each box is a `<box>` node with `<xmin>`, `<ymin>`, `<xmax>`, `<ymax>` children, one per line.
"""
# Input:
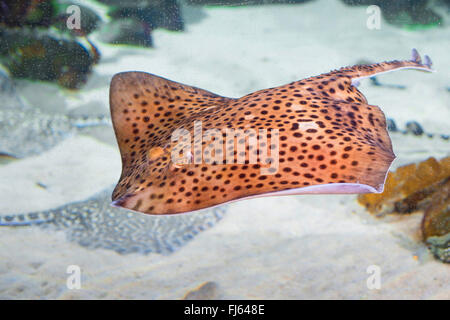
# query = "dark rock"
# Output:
<box><xmin>96</xmin><ymin>0</ymin><xmax>184</xmax><ymax>47</ymax></box>
<box><xmin>406</xmin><ymin>121</ymin><xmax>424</xmax><ymax>136</ymax></box>
<box><xmin>341</xmin><ymin>0</ymin><xmax>442</xmax><ymax>28</ymax></box>
<box><xmin>421</xmin><ymin>177</ymin><xmax>450</xmax><ymax>263</ymax></box>
<box><xmin>182</xmin><ymin>281</ymin><xmax>221</xmax><ymax>300</ymax></box>
<box><xmin>386</xmin><ymin>118</ymin><xmax>398</xmax><ymax>132</ymax></box>
<box><xmin>186</xmin><ymin>0</ymin><xmax>312</xmax><ymax>5</ymax></box>
<box><xmin>98</xmin><ymin>18</ymin><xmax>153</xmax><ymax>47</ymax></box>
<box><xmin>0</xmin><ymin>0</ymin><xmax>55</xmax><ymax>28</ymax></box>
<box><xmin>0</xmin><ymin>64</ymin><xmax>13</xmax><ymax>93</ymax></box>
<box><xmin>0</xmin><ymin>28</ymin><xmax>97</xmax><ymax>89</ymax></box>
<box><xmin>108</xmin><ymin>0</ymin><xmax>183</xmax><ymax>31</ymax></box>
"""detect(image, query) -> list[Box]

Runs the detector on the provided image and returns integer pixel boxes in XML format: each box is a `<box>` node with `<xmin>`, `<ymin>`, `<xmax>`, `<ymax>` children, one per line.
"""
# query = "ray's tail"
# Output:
<box><xmin>0</xmin><ymin>210</ymin><xmax>55</xmax><ymax>226</ymax></box>
<box><xmin>329</xmin><ymin>49</ymin><xmax>434</xmax><ymax>85</ymax></box>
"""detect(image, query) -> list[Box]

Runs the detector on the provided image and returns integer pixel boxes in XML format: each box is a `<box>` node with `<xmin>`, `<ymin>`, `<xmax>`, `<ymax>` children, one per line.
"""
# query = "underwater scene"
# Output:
<box><xmin>0</xmin><ymin>0</ymin><xmax>449</xmax><ymax>300</ymax></box>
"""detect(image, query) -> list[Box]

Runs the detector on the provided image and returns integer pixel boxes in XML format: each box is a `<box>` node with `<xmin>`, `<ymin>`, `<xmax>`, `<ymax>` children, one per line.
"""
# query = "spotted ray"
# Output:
<box><xmin>0</xmin><ymin>83</ymin><xmax>110</xmax><ymax>158</ymax></box>
<box><xmin>0</xmin><ymin>186</ymin><xmax>226</xmax><ymax>254</ymax></box>
<box><xmin>110</xmin><ymin>49</ymin><xmax>434</xmax><ymax>215</ymax></box>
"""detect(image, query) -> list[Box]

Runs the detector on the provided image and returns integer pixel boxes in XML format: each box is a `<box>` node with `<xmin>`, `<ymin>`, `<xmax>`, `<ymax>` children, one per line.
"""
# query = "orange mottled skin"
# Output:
<box><xmin>110</xmin><ymin>50</ymin><xmax>433</xmax><ymax>214</ymax></box>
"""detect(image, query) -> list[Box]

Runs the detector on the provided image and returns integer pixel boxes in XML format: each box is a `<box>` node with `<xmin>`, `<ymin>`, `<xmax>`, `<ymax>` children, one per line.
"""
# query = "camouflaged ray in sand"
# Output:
<box><xmin>0</xmin><ymin>75</ymin><xmax>110</xmax><ymax>158</ymax></box>
<box><xmin>0</xmin><ymin>186</ymin><xmax>225</xmax><ymax>254</ymax></box>
<box><xmin>110</xmin><ymin>49</ymin><xmax>434</xmax><ymax>215</ymax></box>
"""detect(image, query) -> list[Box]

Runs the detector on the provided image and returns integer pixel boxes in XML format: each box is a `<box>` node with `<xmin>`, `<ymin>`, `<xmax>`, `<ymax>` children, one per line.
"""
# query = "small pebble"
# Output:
<box><xmin>386</xmin><ymin>118</ymin><xmax>397</xmax><ymax>132</ymax></box>
<box><xmin>182</xmin><ymin>281</ymin><xmax>220</xmax><ymax>300</ymax></box>
<box><xmin>406</xmin><ymin>121</ymin><xmax>424</xmax><ymax>135</ymax></box>
<box><xmin>390</xmin><ymin>119</ymin><xmax>448</xmax><ymax>141</ymax></box>
<box><xmin>36</xmin><ymin>182</ymin><xmax>48</xmax><ymax>189</ymax></box>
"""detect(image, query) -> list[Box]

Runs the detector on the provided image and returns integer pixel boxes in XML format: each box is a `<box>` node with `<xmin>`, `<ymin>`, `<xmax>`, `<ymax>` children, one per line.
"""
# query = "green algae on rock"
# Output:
<box><xmin>421</xmin><ymin>178</ymin><xmax>450</xmax><ymax>263</ymax></box>
<box><xmin>358</xmin><ymin>157</ymin><xmax>450</xmax><ymax>263</ymax></box>
<box><xmin>357</xmin><ymin>157</ymin><xmax>450</xmax><ymax>216</ymax></box>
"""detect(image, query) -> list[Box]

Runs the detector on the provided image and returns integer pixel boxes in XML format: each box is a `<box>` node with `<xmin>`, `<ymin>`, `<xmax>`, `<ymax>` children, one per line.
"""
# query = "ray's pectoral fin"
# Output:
<box><xmin>109</xmin><ymin>71</ymin><xmax>231</xmax><ymax>213</ymax></box>
<box><xmin>109</xmin><ymin>49</ymin><xmax>433</xmax><ymax>215</ymax></box>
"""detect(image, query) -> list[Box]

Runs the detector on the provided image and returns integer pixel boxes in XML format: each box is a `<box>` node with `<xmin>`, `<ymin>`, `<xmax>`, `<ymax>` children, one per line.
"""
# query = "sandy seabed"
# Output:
<box><xmin>0</xmin><ymin>0</ymin><xmax>449</xmax><ymax>299</ymax></box>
